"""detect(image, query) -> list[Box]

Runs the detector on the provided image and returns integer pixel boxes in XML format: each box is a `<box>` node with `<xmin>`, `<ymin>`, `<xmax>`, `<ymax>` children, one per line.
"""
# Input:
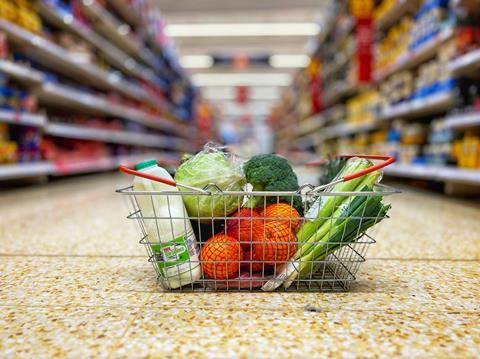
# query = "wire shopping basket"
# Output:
<box><xmin>117</xmin><ymin>154</ymin><xmax>399</xmax><ymax>292</ymax></box>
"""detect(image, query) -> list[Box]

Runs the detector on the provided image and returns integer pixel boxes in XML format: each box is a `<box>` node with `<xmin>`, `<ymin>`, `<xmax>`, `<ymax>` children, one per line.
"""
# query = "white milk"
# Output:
<box><xmin>133</xmin><ymin>160</ymin><xmax>201</xmax><ymax>288</ymax></box>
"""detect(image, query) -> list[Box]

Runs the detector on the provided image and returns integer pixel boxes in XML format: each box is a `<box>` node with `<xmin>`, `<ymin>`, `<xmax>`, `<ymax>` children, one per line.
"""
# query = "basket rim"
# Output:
<box><xmin>116</xmin><ymin>183</ymin><xmax>401</xmax><ymax>197</ymax></box>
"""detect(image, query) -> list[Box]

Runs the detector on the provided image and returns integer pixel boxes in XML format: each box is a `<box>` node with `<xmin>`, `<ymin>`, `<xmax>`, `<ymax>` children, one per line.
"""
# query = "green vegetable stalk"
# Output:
<box><xmin>286</xmin><ymin>196</ymin><xmax>391</xmax><ymax>286</ymax></box>
<box><xmin>294</xmin><ymin>185</ymin><xmax>375</xmax><ymax>259</ymax></box>
<box><xmin>262</xmin><ymin>191</ymin><xmax>390</xmax><ymax>291</ymax></box>
<box><xmin>296</xmin><ymin>157</ymin><xmax>375</xmax><ymax>244</ymax></box>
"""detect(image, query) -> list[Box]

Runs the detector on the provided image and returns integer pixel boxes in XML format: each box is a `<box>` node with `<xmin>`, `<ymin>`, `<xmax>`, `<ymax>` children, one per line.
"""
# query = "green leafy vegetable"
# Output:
<box><xmin>243</xmin><ymin>154</ymin><xmax>304</xmax><ymax>214</ymax></box>
<box><xmin>175</xmin><ymin>151</ymin><xmax>245</xmax><ymax>222</ymax></box>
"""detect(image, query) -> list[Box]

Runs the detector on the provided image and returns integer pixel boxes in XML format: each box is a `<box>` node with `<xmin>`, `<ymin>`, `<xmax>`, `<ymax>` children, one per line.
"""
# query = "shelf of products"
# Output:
<box><xmin>442</xmin><ymin>112</ymin><xmax>480</xmax><ymax>129</ymax></box>
<box><xmin>274</xmin><ymin>0</ymin><xmax>480</xmax><ymax>191</ymax></box>
<box><xmin>108</xmin><ymin>0</ymin><xmax>141</xmax><ymax>27</ymax></box>
<box><xmin>51</xmin><ymin>152</ymin><xmax>179</xmax><ymax>176</ymax></box>
<box><xmin>321</xmin><ymin>121</ymin><xmax>378</xmax><ymax>141</ymax></box>
<box><xmin>79</xmin><ymin>0</ymin><xmax>142</xmax><ymax>57</ymax></box>
<box><xmin>375</xmin><ymin>0</ymin><xmax>417</xmax><ymax>32</ymax></box>
<box><xmin>0</xmin><ymin>59</ymin><xmax>43</xmax><ymax>84</ymax></box>
<box><xmin>379</xmin><ymin>91</ymin><xmax>453</xmax><ymax>120</ymax></box>
<box><xmin>37</xmin><ymin>83</ymin><xmax>183</xmax><ymax>134</ymax></box>
<box><xmin>297</xmin><ymin>105</ymin><xmax>345</xmax><ymax>138</ymax></box>
<box><xmin>323</xmin><ymin>81</ymin><xmax>358</xmax><ymax>108</ymax></box>
<box><xmin>385</xmin><ymin>164</ymin><xmax>480</xmax><ymax>185</ymax></box>
<box><xmin>374</xmin><ymin>26</ymin><xmax>454</xmax><ymax>82</ymax></box>
<box><xmin>0</xmin><ymin>18</ymin><xmax>148</xmax><ymax>102</ymax></box>
<box><xmin>37</xmin><ymin>1</ymin><xmax>150</xmax><ymax>82</ymax></box>
<box><xmin>0</xmin><ymin>110</ymin><xmax>46</xmax><ymax>127</ymax></box>
<box><xmin>0</xmin><ymin>161</ymin><xmax>53</xmax><ymax>180</ymax></box>
<box><xmin>45</xmin><ymin>122</ymin><xmax>189</xmax><ymax>151</ymax></box>
<box><xmin>0</xmin><ymin>152</ymin><xmax>179</xmax><ymax>180</ymax></box>
<box><xmin>448</xmin><ymin>49</ymin><xmax>480</xmax><ymax>76</ymax></box>
<box><xmin>0</xmin><ymin>1</ymin><xmax>196</xmax><ymax>182</ymax></box>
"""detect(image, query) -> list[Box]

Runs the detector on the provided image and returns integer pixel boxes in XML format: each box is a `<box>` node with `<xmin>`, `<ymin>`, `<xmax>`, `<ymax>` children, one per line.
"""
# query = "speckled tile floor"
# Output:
<box><xmin>1</xmin><ymin>173</ymin><xmax>479</xmax><ymax>358</ymax></box>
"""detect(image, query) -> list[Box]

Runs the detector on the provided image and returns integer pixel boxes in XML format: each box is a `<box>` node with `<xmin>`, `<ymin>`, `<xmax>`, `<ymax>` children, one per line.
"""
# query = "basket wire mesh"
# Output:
<box><xmin>117</xmin><ymin>183</ymin><xmax>397</xmax><ymax>292</ymax></box>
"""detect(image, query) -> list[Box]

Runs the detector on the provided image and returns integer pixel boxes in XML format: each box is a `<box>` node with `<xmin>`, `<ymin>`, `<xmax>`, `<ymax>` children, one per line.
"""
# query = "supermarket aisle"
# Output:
<box><xmin>1</xmin><ymin>174</ymin><xmax>479</xmax><ymax>357</ymax></box>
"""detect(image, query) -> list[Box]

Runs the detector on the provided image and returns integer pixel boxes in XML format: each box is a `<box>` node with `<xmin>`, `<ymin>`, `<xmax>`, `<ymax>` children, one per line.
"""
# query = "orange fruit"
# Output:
<box><xmin>200</xmin><ymin>234</ymin><xmax>243</xmax><ymax>279</ymax></box>
<box><xmin>259</xmin><ymin>203</ymin><xmax>301</xmax><ymax>231</ymax></box>
<box><xmin>251</xmin><ymin>222</ymin><xmax>297</xmax><ymax>265</ymax></box>
<box><xmin>226</xmin><ymin>207</ymin><xmax>263</xmax><ymax>249</ymax></box>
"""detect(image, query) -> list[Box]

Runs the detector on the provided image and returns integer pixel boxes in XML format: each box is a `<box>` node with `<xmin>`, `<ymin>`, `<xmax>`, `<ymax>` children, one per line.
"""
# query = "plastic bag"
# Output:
<box><xmin>174</xmin><ymin>142</ymin><xmax>245</xmax><ymax>222</ymax></box>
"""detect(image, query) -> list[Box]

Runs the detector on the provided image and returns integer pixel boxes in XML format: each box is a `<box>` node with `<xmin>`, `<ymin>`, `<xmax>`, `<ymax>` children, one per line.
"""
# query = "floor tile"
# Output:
<box><xmin>370</xmin><ymin>188</ymin><xmax>480</xmax><ymax>260</ymax></box>
<box><xmin>143</xmin><ymin>260</ymin><xmax>480</xmax><ymax>313</ymax></box>
<box><xmin>0</xmin><ymin>256</ymin><xmax>154</xmax><ymax>308</ymax></box>
<box><xmin>0</xmin><ymin>305</ymin><xmax>139</xmax><ymax>358</ymax></box>
<box><xmin>114</xmin><ymin>308</ymin><xmax>480</xmax><ymax>358</ymax></box>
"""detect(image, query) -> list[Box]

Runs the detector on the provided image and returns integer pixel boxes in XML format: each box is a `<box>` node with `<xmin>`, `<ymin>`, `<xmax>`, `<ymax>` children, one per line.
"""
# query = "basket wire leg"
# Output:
<box><xmin>316</xmin><ymin>195</ymin><xmax>339</xmax><ymax>291</ymax></box>
<box><xmin>334</xmin><ymin>196</ymin><xmax>358</xmax><ymax>289</ymax></box>
<box><xmin>193</xmin><ymin>195</ymin><xmax>206</xmax><ymax>291</ymax></box>
<box><xmin>343</xmin><ymin>197</ymin><xmax>371</xmax><ymax>288</ymax></box>
<box><xmin>177</xmin><ymin>193</ymin><xmax>195</xmax><ymax>291</ymax></box>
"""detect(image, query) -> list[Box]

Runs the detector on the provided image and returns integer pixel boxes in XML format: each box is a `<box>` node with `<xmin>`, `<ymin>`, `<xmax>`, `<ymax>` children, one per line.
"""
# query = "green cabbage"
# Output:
<box><xmin>174</xmin><ymin>151</ymin><xmax>245</xmax><ymax>222</ymax></box>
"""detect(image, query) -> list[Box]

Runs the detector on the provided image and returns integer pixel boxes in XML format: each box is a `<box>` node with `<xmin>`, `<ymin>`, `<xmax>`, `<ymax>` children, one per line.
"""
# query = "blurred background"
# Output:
<box><xmin>0</xmin><ymin>0</ymin><xmax>479</xmax><ymax>195</ymax></box>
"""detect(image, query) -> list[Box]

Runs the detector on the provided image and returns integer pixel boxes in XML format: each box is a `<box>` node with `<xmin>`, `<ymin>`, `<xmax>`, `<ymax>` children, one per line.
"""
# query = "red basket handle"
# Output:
<box><xmin>119</xmin><ymin>165</ymin><xmax>177</xmax><ymax>187</ymax></box>
<box><xmin>305</xmin><ymin>154</ymin><xmax>396</xmax><ymax>183</ymax></box>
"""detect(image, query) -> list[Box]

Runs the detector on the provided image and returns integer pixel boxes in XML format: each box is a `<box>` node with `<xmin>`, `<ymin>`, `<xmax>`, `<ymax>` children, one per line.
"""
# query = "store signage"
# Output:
<box><xmin>236</xmin><ymin>86</ymin><xmax>249</xmax><ymax>104</ymax></box>
<box><xmin>350</xmin><ymin>0</ymin><xmax>374</xmax><ymax>84</ymax></box>
<box><xmin>356</xmin><ymin>18</ymin><xmax>373</xmax><ymax>83</ymax></box>
<box><xmin>307</xmin><ymin>58</ymin><xmax>322</xmax><ymax>113</ymax></box>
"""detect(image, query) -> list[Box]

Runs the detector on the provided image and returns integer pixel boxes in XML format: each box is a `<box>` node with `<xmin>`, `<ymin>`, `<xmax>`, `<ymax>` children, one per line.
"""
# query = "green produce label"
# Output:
<box><xmin>150</xmin><ymin>230</ymin><xmax>200</xmax><ymax>279</ymax></box>
<box><xmin>151</xmin><ymin>235</ymin><xmax>191</xmax><ymax>268</ymax></box>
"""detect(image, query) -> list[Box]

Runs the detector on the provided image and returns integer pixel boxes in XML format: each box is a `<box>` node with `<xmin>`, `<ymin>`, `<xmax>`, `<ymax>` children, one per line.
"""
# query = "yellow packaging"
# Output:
<box><xmin>16</xmin><ymin>7</ymin><xmax>41</xmax><ymax>33</ymax></box>
<box><xmin>0</xmin><ymin>0</ymin><xmax>17</xmax><ymax>22</ymax></box>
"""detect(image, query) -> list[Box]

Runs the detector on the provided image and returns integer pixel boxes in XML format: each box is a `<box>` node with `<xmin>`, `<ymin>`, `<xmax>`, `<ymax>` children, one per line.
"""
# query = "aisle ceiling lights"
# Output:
<box><xmin>191</xmin><ymin>73</ymin><xmax>291</xmax><ymax>87</ymax></box>
<box><xmin>165</xmin><ymin>22</ymin><xmax>321</xmax><ymax>37</ymax></box>
<box><xmin>180</xmin><ymin>54</ymin><xmax>310</xmax><ymax>69</ymax></box>
<box><xmin>179</xmin><ymin>55</ymin><xmax>214</xmax><ymax>69</ymax></box>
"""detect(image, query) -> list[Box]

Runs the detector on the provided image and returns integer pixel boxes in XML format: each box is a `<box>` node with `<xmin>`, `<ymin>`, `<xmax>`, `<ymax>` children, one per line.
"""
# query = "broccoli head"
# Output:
<box><xmin>243</xmin><ymin>154</ymin><xmax>304</xmax><ymax>214</ymax></box>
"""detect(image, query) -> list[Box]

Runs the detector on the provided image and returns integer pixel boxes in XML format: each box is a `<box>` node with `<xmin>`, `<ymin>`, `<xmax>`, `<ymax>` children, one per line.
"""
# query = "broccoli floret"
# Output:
<box><xmin>243</xmin><ymin>154</ymin><xmax>304</xmax><ymax>214</ymax></box>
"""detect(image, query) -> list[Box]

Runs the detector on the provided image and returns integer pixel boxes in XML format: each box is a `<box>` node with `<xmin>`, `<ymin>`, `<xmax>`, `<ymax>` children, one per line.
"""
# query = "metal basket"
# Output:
<box><xmin>117</xmin><ymin>155</ymin><xmax>399</xmax><ymax>292</ymax></box>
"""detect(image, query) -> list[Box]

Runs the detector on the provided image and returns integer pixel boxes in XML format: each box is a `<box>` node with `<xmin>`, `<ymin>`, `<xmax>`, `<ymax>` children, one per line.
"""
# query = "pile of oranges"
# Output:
<box><xmin>200</xmin><ymin>203</ymin><xmax>300</xmax><ymax>279</ymax></box>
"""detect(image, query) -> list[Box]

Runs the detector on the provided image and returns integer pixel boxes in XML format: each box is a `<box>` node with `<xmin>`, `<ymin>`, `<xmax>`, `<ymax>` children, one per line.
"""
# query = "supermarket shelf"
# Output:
<box><xmin>0</xmin><ymin>153</ymin><xmax>179</xmax><ymax>180</ymax></box>
<box><xmin>448</xmin><ymin>49</ymin><xmax>480</xmax><ymax>76</ymax></box>
<box><xmin>0</xmin><ymin>18</ymin><xmax>149</xmax><ymax>103</ymax></box>
<box><xmin>0</xmin><ymin>110</ymin><xmax>46</xmax><ymax>127</ymax></box>
<box><xmin>385</xmin><ymin>164</ymin><xmax>480</xmax><ymax>185</ymax></box>
<box><xmin>79</xmin><ymin>0</ymin><xmax>149</xmax><ymax>65</ymax></box>
<box><xmin>375</xmin><ymin>0</ymin><xmax>416</xmax><ymax>32</ymax></box>
<box><xmin>379</xmin><ymin>92</ymin><xmax>453</xmax><ymax>120</ymax></box>
<box><xmin>45</xmin><ymin>122</ymin><xmax>189</xmax><ymax>151</ymax></box>
<box><xmin>37</xmin><ymin>83</ymin><xmax>183</xmax><ymax>134</ymax></box>
<box><xmin>374</xmin><ymin>26</ymin><xmax>454</xmax><ymax>82</ymax></box>
<box><xmin>441</xmin><ymin>112</ymin><xmax>480</xmax><ymax>129</ymax></box>
<box><xmin>51</xmin><ymin>152</ymin><xmax>179</xmax><ymax>176</ymax></box>
<box><xmin>323</xmin><ymin>53</ymin><xmax>351</xmax><ymax>80</ymax></box>
<box><xmin>321</xmin><ymin>121</ymin><xmax>377</xmax><ymax>140</ymax></box>
<box><xmin>297</xmin><ymin>105</ymin><xmax>345</xmax><ymax>137</ymax></box>
<box><xmin>108</xmin><ymin>0</ymin><xmax>141</xmax><ymax>27</ymax></box>
<box><xmin>323</xmin><ymin>81</ymin><xmax>358</xmax><ymax>107</ymax></box>
<box><xmin>297</xmin><ymin>114</ymin><xmax>326</xmax><ymax>137</ymax></box>
<box><xmin>0</xmin><ymin>59</ymin><xmax>44</xmax><ymax>84</ymax></box>
<box><xmin>0</xmin><ymin>161</ymin><xmax>52</xmax><ymax>180</ymax></box>
<box><xmin>37</xmin><ymin>82</ymin><xmax>111</xmax><ymax>115</ymax></box>
<box><xmin>37</xmin><ymin>2</ymin><xmax>150</xmax><ymax>82</ymax></box>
